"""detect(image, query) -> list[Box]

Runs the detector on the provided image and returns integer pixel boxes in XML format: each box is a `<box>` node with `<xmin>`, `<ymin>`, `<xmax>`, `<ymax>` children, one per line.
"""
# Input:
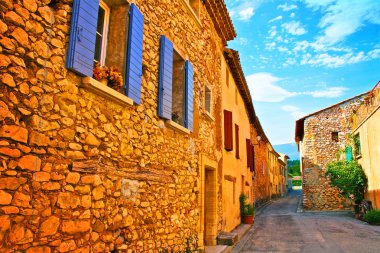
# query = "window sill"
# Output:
<box><xmin>203</xmin><ymin>110</ymin><xmax>215</xmax><ymax>121</ymax></box>
<box><xmin>81</xmin><ymin>77</ymin><xmax>133</xmax><ymax>107</ymax></box>
<box><xmin>180</xmin><ymin>0</ymin><xmax>201</xmax><ymax>28</ymax></box>
<box><xmin>166</xmin><ymin>120</ymin><xmax>190</xmax><ymax>134</ymax></box>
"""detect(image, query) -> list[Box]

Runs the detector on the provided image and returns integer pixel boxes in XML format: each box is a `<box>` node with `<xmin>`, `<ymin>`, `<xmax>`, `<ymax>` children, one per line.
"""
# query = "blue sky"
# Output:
<box><xmin>225</xmin><ymin>0</ymin><xmax>380</xmax><ymax>145</ymax></box>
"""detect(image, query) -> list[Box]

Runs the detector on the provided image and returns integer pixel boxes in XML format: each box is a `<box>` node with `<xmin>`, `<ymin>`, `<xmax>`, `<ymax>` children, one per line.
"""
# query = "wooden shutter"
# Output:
<box><xmin>251</xmin><ymin>145</ymin><xmax>255</xmax><ymax>172</ymax></box>
<box><xmin>235</xmin><ymin>124</ymin><xmax>239</xmax><ymax>158</ymax></box>
<box><xmin>158</xmin><ymin>36</ymin><xmax>173</xmax><ymax>119</ymax></box>
<box><xmin>224</xmin><ymin>110</ymin><xmax>233</xmax><ymax>151</ymax></box>
<box><xmin>66</xmin><ymin>0</ymin><xmax>99</xmax><ymax>76</ymax></box>
<box><xmin>246</xmin><ymin>139</ymin><xmax>252</xmax><ymax>169</ymax></box>
<box><xmin>125</xmin><ymin>3</ymin><xmax>144</xmax><ymax>104</ymax></box>
<box><xmin>185</xmin><ymin>61</ymin><xmax>194</xmax><ymax>132</ymax></box>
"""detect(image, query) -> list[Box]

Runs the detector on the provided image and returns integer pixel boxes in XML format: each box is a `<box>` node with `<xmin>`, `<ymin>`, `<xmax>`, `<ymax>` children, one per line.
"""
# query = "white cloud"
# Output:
<box><xmin>239</xmin><ymin>7</ymin><xmax>254</xmax><ymax>20</ymax></box>
<box><xmin>246</xmin><ymin>73</ymin><xmax>348</xmax><ymax>102</ymax></box>
<box><xmin>303</xmin><ymin>0</ymin><xmax>380</xmax><ymax>45</ymax></box>
<box><xmin>304</xmin><ymin>87</ymin><xmax>348</xmax><ymax>98</ymax></box>
<box><xmin>234</xmin><ymin>37</ymin><xmax>249</xmax><ymax>45</ymax></box>
<box><xmin>290</xmin><ymin>12</ymin><xmax>295</xmax><ymax>18</ymax></box>
<box><xmin>278</xmin><ymin>3</ymin><xmax>298</xmax><ymax>12</ymax></box>
<box><xmin>246</xmin><ymin>73</ymin><xmax>297</xmax><ymax>102</ymax></box>
<box><xmin>282</xmin><ymin>21</ymin><xmax>307</xmax><ymax>35</ymax></box>
<box><xmin>265</xmin><ymin>42</ymin><xmax>276</xmax><ymax>50</ymax></box>
<box><xmin>268</xmin><ymin>26</ymin><xmax>277</xmax><ymax>37</ymax></box>
<box><xmin>229</xmin><ymin>1</ymin><xmax>262</xmax><ymax>21</ymax></box>
<box><xmin>300</xmin><ymin>50</ymin><xmax>380</xmax><ymax>68</ymax></box>
<box><xmin>282</xmin><ymin>105</ymin><xmax>306</xmax><ymax>119</ymax></box>
<box><xmin>269</xmin><ymin>16</ymin><xmax>283</xmax><ymax>23</ymax></box>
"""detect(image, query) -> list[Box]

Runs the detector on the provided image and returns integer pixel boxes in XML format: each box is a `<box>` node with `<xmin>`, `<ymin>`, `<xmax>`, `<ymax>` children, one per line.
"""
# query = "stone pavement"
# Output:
<box><xmin>232</xmin><ymin>190</ymin><xmax>380</xmax><ymax>253</ymax></box>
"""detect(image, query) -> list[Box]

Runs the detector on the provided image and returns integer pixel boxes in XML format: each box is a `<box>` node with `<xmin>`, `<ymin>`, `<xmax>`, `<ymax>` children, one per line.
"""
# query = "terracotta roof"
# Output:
<box><xmin>224</xmin><ymin>48</ymin><xmax>255</xmax><ymax>124</ymax></box>
<box><xmin>294</xmin><ymin>92</ymin><xmax>369</xmax><ymax>142</ymax></box>
<box><xmin>204</xmin><ymin>0</ymin><xmax>237</xmax><ymax>44</ymax></box>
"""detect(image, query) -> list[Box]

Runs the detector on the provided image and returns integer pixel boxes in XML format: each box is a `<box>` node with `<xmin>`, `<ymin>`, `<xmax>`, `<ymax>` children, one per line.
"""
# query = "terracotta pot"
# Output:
<box><xmin>100</xmin><ymin>78</ymin><xmax>108</xmax><ymax>86</ymax></box>
<box><xmin>242</xmin><ymin>215</ymin><xmax>254</xmax><ymax>224</ymax></box>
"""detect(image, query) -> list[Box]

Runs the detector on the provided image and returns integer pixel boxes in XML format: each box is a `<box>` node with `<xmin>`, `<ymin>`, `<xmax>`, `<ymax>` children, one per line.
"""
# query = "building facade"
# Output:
<box><xmin>0</xmin><ymin>0</ymin><xmax>237</xmax><ymax>251</ymax></box>
<box><xmin>219</xmin><ymin>49</ymin><xmax>256</xmax><ymax>232</ymax></box>
<box><xmin>295</xmin><ymin>94</ymin><xmax>367</xmax><ymax>211</ymax></box>
<box><xmin>352</xmin><ymin>83</ymin><xmax>380</xmax><ymax>209</ymax></box>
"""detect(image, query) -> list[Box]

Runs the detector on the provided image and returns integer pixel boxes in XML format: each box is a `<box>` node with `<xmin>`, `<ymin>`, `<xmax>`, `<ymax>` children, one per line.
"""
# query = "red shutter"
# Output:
<box><xmin>224</xmin><ymin>110</ymin><xmax>233</xmax><ymax>151</ymax></box>
<box><xmin>235</xmin><ymin>124</ymin><xmax>239</xmax><ymax>158</ymax></box>
<box><xmin>246</xmin><ymin>139</ymin><xmax>252</xmax><ymax>168</ymax></box>
<box><xmin>251</xmin><ymin>144</ymin><xmax>255</xmax><ymax>172</ymax></box>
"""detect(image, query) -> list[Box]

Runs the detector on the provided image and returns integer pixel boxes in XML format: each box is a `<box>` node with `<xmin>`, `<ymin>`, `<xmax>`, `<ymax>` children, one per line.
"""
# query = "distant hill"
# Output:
<box><xmin>273</xmin><ymin>143</ymin><xmax>299</xmax><ymax>160</ymax></box>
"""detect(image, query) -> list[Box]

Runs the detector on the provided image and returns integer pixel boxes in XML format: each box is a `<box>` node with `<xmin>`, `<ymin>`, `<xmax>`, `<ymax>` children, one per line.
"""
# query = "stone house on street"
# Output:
<box><xmin>0</xmin><ymin>0</ymin><xmax>287</xmax><ymax>251</ymax></box>
<box><xmin>351</xmin><ymin>82</ymin><xmax>380</xmax><ymax>209</ymax></box>
<box><xmin>295</xmin><ymin>93</ymin><xmax>367</xmax><ymax>211</ymax></box>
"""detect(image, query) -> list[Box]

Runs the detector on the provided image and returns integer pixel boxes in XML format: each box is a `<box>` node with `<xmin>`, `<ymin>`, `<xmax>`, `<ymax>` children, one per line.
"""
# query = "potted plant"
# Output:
<box><xmin>93</xmin><ymin>63</ymin><xmax>123</xmax><ymax>92</ymax></box>
<box><xmin>239</xmin><ymin>193</ymin><xmax>255</xmax><ymax>224</ymax></box>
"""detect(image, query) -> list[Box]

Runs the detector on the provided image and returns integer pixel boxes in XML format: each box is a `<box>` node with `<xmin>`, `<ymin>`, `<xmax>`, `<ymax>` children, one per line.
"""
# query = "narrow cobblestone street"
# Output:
<box><xmin>235</xmin><ymin>191</ymin><xmax>380</xmax><ymax>253</ymax></box>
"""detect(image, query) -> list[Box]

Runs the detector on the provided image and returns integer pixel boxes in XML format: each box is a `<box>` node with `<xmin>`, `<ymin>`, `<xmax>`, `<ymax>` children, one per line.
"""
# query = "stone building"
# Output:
<box><xmin>220</xmin><ymin>49</ymin><xmax>256</xmax><ymax>232</ymax></box>
<box><xmin>0</xmin><ymin>0</ymin><xmax>239</xmax><ymax>251</ymax></box>
<box><xmin>278</xmin><ymin>153</ymin><xmax>289</xmax><ymax>196</ymax></box>
<box><xmin>251</xmin><ymin>117</ymin><xmax>271</xmax><ymax>206</ymax></box>
<box><xmin>351</xmin><ymin>83</ymin><xmax>380</xmax><ymax>209</ymax></box>
<box><xmin>295</xmin><ymin>93</ymin><xmax>367</xmax><ymax>211</ymax></box>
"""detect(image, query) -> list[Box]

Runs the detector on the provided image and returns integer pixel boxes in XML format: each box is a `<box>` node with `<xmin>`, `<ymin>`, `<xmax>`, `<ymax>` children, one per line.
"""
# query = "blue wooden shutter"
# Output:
<box><xmin>125</xmin><ymin>3</ymin><xmax>144</xmax><ymax>104</ymax></box>
<box><xmin>158</xmin><ymin>36</ymin><xmax>173</xmax><ymax>119</ymax></box>
<box><xmin>66</xmin><ymin>0</ymin><xmax>99</xmax><ymax>76</ymax></box>
<box><xmin>185</xmin><ymin>61</ymin><xmax>194</xmax><ymax>131</ymax></box>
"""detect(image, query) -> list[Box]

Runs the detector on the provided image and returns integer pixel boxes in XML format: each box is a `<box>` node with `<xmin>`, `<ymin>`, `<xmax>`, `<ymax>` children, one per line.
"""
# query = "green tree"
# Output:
<box><xmin>326</xmin><ymin>160</ymin><xmax>367</xmax><ymax>202</ymax></box>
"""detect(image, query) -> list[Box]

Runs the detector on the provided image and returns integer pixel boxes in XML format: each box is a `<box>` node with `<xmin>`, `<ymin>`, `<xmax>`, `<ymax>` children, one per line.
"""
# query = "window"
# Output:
<box><xmin>66</xmin><ymin>1</ymin><xmax>145</xmax><ymax>104</ymax></box>
<box><xmin>172</xmin><ymin>50</ymin><xmax>186</xmax><ymax>126</ymax></box>
<box><xmin>205</xmin><ymin>86</ymin><xmax>212</xmax><ymax>114</ymax></box>
<box><xmin>224</xmin><ymin>110</ymin><xmax>233</xmax><ymax>151</ymax></box>
<box><xmin>94</xmin><ymin>1</ymin><xmax>110</xmax><ymax>66</ymax></box>
<box><xmin>331</xmin><ymin>132</ymin><xmax>339</xmax><ymax>142</ymax></box>
<box><xmin>158</xmin><ymin>36</ymin><xmax>194</xmax><ymax>132</ymax></box>
<box><xmin>354</xmin><ymin>133</ymin><xmax>361</xmax><ymax>157</ymax></box>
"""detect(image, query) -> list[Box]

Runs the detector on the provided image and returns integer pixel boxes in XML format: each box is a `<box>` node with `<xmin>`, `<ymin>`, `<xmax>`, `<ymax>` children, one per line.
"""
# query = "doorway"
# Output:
<box><xmin>203</xmin><ymin>167</ymin><xmax>217</xmax><ymax>245</ymax></box>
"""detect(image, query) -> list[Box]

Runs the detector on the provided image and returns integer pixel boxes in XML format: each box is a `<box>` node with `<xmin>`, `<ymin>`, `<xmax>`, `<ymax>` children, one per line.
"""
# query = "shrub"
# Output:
<box><xmin>239</xmin><ymin>193</ymin><xmax>255</xmax><ymax>216</ymax></box>
<box><xmin>363</xmin><ymin>210</ymin><xmax>380</xmax><ymax>225</ymax></box>
<box><xmin>292</xmin><ymin>180</ymin><xmax>302</xmax><ymax>186</ymax></box>
<box><xmin>326</xmin><ymin>160</ymin><xmax>367</xmax><ymax>202</ymax></box>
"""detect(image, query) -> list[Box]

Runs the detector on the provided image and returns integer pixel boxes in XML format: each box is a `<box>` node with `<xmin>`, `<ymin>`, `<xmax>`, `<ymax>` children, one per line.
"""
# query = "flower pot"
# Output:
<box><xmin>100</xmin><ymin>78</ymin><xmax>108</xmax><ymax>86</ymax></box>
<box><xmin>242</xmin><ymin>215</ymin><xmax>254</xmax><ymax>224</ymax></box>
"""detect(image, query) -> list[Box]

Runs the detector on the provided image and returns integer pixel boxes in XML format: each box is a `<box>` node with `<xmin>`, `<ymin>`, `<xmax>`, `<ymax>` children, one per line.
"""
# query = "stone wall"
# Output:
<box><xmin>0</xmin><ymin>0</ymin><xmax>226</xmax><ymax>251</ymax></box>
<box><xmin>251</xmin><ymin>127</ymin><xmax>271</xmax><ymax>206</ymax></box>
<box><xmin>301</xmin><ymin>96</ymin><xmax>365</xmax><ymax>210</ymax></box>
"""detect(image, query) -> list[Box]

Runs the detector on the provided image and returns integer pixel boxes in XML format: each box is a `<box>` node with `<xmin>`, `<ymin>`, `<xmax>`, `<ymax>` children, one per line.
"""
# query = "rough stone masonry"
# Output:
<box><xmin>0</xmin><ymin>0</ymin><xmax>232</xmax><ymax>251</ymax></box>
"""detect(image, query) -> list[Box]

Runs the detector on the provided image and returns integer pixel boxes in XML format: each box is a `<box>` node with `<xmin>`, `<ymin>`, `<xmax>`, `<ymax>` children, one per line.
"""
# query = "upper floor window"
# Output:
<box><xmin>172</xmin><ymin>50</ymin><xmax>186</xmax><ymax>126</ymax></box>
<box><xmin>94</xmin><ymin>1</ymin><xmax>110</xmax><ymax>66</ymax></box>
<box><xmin>205</xmin><ymin>86</ymin><xmax>212</xmax><ymax>114</ymax></box>
<box><xmin>331</xmin><ymin>132</ymin><xmax>339</xmax><ymax>142</ymax></box>
<box><xmin>158</xmin><ymin>36</ymin><xmax>194</xmax><ymax>132</ymax></box>
<box><xmin>66</xmin><ymin>1</ymin><xmax>145</xmax><ymax>104</ymax></box>
<box><xmin>226</xmin><ymin>67</ymin><xmax>230</xmax><ymax>87</ymax></box>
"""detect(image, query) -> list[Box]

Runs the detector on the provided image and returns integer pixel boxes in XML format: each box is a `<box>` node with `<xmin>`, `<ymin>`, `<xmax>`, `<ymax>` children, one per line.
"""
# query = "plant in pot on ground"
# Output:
<box><xmin>239</xmin><ymin>193</ymin><xmax>255</xmax><ymax>224</ymax></box>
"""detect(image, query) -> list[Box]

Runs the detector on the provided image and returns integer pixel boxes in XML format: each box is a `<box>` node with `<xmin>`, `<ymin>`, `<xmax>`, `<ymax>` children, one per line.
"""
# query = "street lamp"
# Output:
<box><xmin>253</xmin><ymin>135</ymin><xmax>261</xmax><ymax>146</ymax></box>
